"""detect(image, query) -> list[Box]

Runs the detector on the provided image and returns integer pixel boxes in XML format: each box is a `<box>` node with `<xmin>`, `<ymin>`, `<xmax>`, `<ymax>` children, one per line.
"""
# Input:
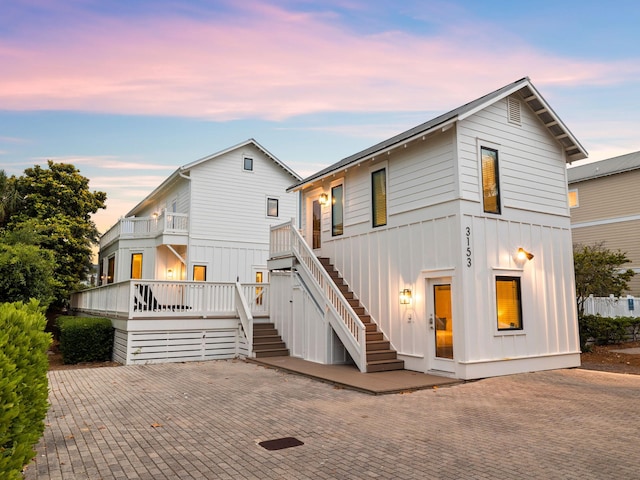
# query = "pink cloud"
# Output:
<box><xmin>1</xmin><ymin>2</ymin><xmax>638</xmax><ymax>121</ymax></box>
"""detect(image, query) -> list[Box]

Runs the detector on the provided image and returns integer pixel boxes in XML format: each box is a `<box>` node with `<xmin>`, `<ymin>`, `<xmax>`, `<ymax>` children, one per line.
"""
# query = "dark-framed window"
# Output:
<box><xmin>267</xmin><ymin>197</ymin><xmax>279</xmax><ymax>217</ymax></box>
<box><xmin>371</xmin><ymin>168</ymin><xmax>387</xmax><ymax>227</ymax></box>
<box><xmin>107</xmin><ymin>256</ymin><xmax>115</xmax><ymax>284</ymax></box>
<box><xmin>481</xmin><ymin>147</ymin><xmax>501</xmax><ymax>214</ymax></box>
<box><xmin>312</xmin><ymin>199</ymin><xmax>321</xmax><ymax>249</ymax></box>
<box><xmin>331</xmin><ymin>184</ymin><xmax>344</xmax><ymax>236</ymax></box>
<box><xmin>131</xmin><ymin>253</ymin><xmax>143</xmax><ymax>279</ymax></box>
<box><xmin>496</xmin><ymin>276</ymin><xmax>523</xmax><ymax>330</ymax></box>
<box><xmin>243</xmin><ymin>157</ymin><xmax>254</xmax><ymax>171</ymax></box>
<box><xmin>193</xmin><ymin>265</ymin><xmax>207</xmax><ymax>281</ymax></box>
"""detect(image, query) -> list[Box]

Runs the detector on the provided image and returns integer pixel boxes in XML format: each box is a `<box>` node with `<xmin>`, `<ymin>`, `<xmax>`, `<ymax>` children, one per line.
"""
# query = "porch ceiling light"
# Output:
<box><xmin>514</xmin><ymin>247</ymin><xmax>534</xmax><ymax>265</ymax></box>
<box><xmin>400</xmin><ymin>288</ymin><xmax>412</xmax><ymax>305</ymax></box>
<box><xmin>319</xmin><ymin>193</ymin><xmax>329</xmax><ymax>207</ymax></box>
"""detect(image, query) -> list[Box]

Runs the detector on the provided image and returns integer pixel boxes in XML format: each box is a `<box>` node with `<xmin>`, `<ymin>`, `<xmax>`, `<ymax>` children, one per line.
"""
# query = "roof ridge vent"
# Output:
<box><xmin>507</xmin><ymin>96</ymin><xmax>521</xmax><ymax>125</ymax></box>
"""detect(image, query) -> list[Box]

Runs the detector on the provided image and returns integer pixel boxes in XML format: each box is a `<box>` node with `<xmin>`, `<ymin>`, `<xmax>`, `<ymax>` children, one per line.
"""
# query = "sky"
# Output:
<box><xmin>2</xmin><ymin>0</ymin><xmax>640</xmax><ymax>234</ymax></box>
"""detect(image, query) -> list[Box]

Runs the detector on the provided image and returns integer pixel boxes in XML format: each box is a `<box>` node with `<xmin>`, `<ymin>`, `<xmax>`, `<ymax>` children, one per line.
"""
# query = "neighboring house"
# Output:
<box><xmin>268</xmin><ymin>77</ymin><xmax>587</xmax><ymax>379</ymax></box>
<box><xmin>567</xmin><ymin>151</ymin><xmax>640</xmax><ymax>296</ymax></box>
<box><xmin>98</xmin><ymin>138</ymin><xmax>300</xmax><ymax>286</ymax></box>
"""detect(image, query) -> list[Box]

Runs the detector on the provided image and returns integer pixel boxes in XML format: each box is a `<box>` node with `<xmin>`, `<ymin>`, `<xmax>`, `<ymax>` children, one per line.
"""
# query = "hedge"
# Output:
<box><xmin>57</xmin><ymin>316</ymin><xmax>113</xmax><ymax>364</ymax></box>
<box><xmin>579</xmin><ymin>314</ymin><xmax>640</xmax><ymax>350</ymax></box>
<box><xmin>0</xmin><ymin>301</ymin><xmax>51</xmax><ymax>479</ymax></box>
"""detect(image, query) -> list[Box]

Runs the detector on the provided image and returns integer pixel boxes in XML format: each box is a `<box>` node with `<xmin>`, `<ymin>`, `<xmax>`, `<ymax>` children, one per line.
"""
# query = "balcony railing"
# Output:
<box><xmin>100</xmin><ymin>211</ymin><xmax>188</xmax><ymax>248</ymax></box>
<box><xmin>71</xmin><ymin>280</ymin><xmax>269</xmax><ymax>320</ymax></box>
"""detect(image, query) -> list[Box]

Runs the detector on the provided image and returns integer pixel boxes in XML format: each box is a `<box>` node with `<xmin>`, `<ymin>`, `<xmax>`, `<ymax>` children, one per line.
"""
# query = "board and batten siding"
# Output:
<box><xmin>189</xmin><ymin>144</ymin><xmax>297</xmax><ymax>244</ymax></box>
<box><xmin>188</xmin><ymin>238</ymin><xmax>270</xmax><ymax>282</ymax></box>
<box><xmin>457</xmin><ymin>95</ymin><xmax>569</xmax><ymax>217</ymax></box>
<box><xmin>131</xmin><ymin>177</ymin><xmax>190</xmax><ymax>218</ymax></box>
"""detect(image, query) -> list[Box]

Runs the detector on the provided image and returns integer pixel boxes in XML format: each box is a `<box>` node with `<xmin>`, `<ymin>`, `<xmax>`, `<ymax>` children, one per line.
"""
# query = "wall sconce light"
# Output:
<box><xmin>152</xmin><ymin>212</ymin><xmax>158</xmax><ymax>218</ymax></box>
<box><xmin>514</xmin><ymin>247</ymin><xmax>534</xmax><ymax>265</ymax></box>
<box><xmin>319</xmin><ymin>193</ymin><xmax>329</xmax><ymax>207</ymax></box>
<box><xmin>167</xmin><ymin>269</ymin><xmax>173</xmax><ymax>279</ymax></box>
<box><xmin>400</xmin><ymin>288</ymin><xmax>412</xmax><ymax>305</ymax></box>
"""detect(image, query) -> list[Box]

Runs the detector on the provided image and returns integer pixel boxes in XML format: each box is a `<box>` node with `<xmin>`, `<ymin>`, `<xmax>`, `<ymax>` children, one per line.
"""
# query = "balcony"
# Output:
<box><xmin>100</xmin><ymin>211</ymin><xmax>188</xmax><ymax>249</ymax></box>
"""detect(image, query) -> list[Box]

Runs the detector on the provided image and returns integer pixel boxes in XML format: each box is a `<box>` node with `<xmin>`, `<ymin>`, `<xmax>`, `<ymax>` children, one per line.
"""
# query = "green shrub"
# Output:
<box><xmin>0</xmin><ymin>300</ymin><xmax>51</xmax><ymax>479</ymax></box>
<box><xmin>579</xmin><ymin>314</ymin><xmax>635</xmax><ymax>349</ymax></box>
<box><xmin>57</xmin><ymin>316</ymin><xmax>113</xmax><ymax>364</ymax></box>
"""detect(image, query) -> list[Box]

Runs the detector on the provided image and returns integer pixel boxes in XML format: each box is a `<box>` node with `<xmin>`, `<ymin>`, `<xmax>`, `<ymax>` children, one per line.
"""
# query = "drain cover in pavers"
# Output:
<box><xmin>259</xmin><ymin>437</ymin><xmax>304</xmax><ymax>450</ymax></box>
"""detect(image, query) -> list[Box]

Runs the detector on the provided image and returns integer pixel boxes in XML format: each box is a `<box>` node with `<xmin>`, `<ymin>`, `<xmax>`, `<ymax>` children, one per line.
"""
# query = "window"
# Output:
<box><xmin>243</xmin><ymin>157</ymin><xmax>253</xmax><ymax>171</ymax></box>
<box><xmin>481</xmin><ymin>147</ymin><xmax>501</xmax><ymax>214</ymax></box>
<box><xmin>568</xmin><ymin>189</ymin><xmax>578</xmax><ymax>208</ymax></box>
<box><xmin>371</xmin><ymin>168</ymin><xmax>387</xmax><ymax>227</ymax></box>
<box><xmin>267</xmin><ymin>198</ymin><xmax>279</xmax><ymax>217</ymax></box>
<box><xmin>331</xmin><ymin>184</ymin><xmax>343</xmax><ymax>236</ymax></box>
<box><xmin>193</xmin><ymin>265</ymin><xmax>206</xmax><ymax>281</ymax></box>
<box><xmin>131</xmin><ymin>253</ymin><xmax>142</xmax><ymax>279</ymax></box>
<box><xmin>255</xmin><ymin>271</ymin><xmax>264</xmax><ymax>306</ymax></box>
<box><xmin>312</xmin><ymin>200</ymin><xmax>321</xmax><ymax>249</ymax></box>
<box><xmin>107</xmin><ymin>256</ymin><xmax>115</xmax><ymax>284</ymax></box>
<box><xmin>496</xmin><ymin>276</ymin><xmax>522</xmax><ymax>330</ymax></box>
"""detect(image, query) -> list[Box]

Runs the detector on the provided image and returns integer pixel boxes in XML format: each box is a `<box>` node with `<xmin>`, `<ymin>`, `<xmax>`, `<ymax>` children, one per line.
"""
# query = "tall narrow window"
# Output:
<box><xmin>568</xmin><ymin>189</ymin><xmax>578</xmax><ymax>208</ymax></box>
<box><xmin>371</xmin><ymin>168</ymin><xmax>387</xmax><ymax>227</ymax></box>
<box><xmin>312</xmin><ymin>200</ymin><xmax>321</xmax><ymax>249</ymax></box>
<box><xmin>496</xmin><ymin>276</ymin><xmax>522</xmax><ymax>330</ymax></box>
<box><xmin>481</xmin><ymin>147</ymin><xmax>501</xmax><ymax>214</ymax></box>
<box><xmin>255</xmin><ymin>271</ymin><xmax>264</xmax><ymax>306</ymax></box>
<box><xmin>193</xmin><ymin>265</ymin><xmax>206</xmax><ymax>281</ymax></box>
<box><xmin>267</xmin><ymin>198</ymin><xmax>279</xmax><ymax>217</ymax></box>
<box><xmin>244</xmin><ymin>157</ymin><xmax>253</xmax><ymax>171</ymax></box>
<box><xmin>131</xmin><ymin>253</ymin><xmax>143</xmax><ymax>279</ymax></box>
<box><xmin>107</xmin><ymin>256</ymin><xmax>115</xmax><ymax>284</ymax></box>
<box><xmin>331</xmin><ymin>184</ymin><xmax>343</xmax><ymax>236</ymax></box>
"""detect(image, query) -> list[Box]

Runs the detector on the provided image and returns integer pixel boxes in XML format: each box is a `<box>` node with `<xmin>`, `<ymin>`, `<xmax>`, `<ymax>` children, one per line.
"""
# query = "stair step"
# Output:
<box><xmin>254</xmin><ymin>348</ymin><xmax>290</xmax><ymax>358</ymax></box>
<box><xmin>366</xmin><ymin>349</ymin><xmax>398</xmax><ymax>362</ymax></box>
<box><xmin>253</xmin><ymin>335</ymin><xmax>283</xmax><ymax>344</ymax></box>
<box><xmin>364</xmin><ymin>323</ymin><xmax>377</xmax><ymax>332</ymax></box>
<box><xmin>347</xmin><ymin>298</ymin><xmax>360</xmax><ymax>308</ymax></box>
<box><xmin>253</xmin><ymin>323</ymin><xmax>277</xmax><ymax>331</ymax></box>
<box><xmin>366</xmin><ymin>359</ymin><xmax>404</xmax><ymax>373</ymax></box>
<box><xmin>366</xmin><ymin>340</ymin><xmax>390</xmax><ymax>351</ymax></box>
<box><xmin>366</xmin><ymin>331</ymin><xmax>383</xmax><ymax>341</ymax></box>
<box><xmin>254</xmin><ymin>340</ymin><xmax>287</xmax><ymax>350</ymax></box>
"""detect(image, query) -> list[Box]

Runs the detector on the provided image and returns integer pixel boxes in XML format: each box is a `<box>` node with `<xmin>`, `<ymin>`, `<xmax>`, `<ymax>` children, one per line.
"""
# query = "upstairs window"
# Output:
<box><xmin>243</xmin><ymin>157</ymin><xmax>254</xmax><ymax>171</ymax></box>
<box><xmin>371</xmin><ymin>168</ymin><xmax>387</xmax><ymax>227</ymax></box>
<box><xmin>131</xmin><ymin>253</ymin><xmax>143</xmax><ymax>279</ymax></box>
<box><xmin>193</xmin><ymin>265</ymin><xmax>206</xmax><ymax>281</ymax></box>
<box><xmin>107</xmin><ymin>256</ymin><xmax>115</xmax><ymax>284</ymax></box>
<box><xmin>496</xmin><ymin>276</ymin><xmax>523</xmax><ymax>331</ymax></box>
<box><xmin>267</xmin><ymin>197</ymin><xmax>279</xmax><ymax>217</ymax></box>
<box><xmin>481</xmin><ymin>146</ymin><xmax>501</xmax><ymax>214</ymax></box>
<box><xmin>568</xmin><ymin>189</ymin><xmax>579</xmax><ymax>208</ymax></box>
<box><xmin>331</xmin><ymin>184</ymin><xmax>344</xmax><ymax>236</ymax></box>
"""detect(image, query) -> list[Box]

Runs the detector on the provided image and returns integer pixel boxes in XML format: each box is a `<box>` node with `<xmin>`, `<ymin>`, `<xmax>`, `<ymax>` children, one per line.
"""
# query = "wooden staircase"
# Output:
<box><xmin>252</xmin><ymin>323</ymin><xmax>289</xmax><ymax>358</ymax></box>
<box><xmin>318</xmin><ymin>257</ymin><xmax>404</xmax><ymax>373</ymax></box>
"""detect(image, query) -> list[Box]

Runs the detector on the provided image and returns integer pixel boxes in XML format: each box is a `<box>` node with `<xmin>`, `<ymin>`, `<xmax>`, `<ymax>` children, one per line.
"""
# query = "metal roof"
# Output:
<box><xmin>567</xmin><ymin>150</ymin><xmax>640</xmax><ymax>183</ymax></box>
<box><xmin>288</xmin><ymin>77</ymin><xmax>587</xmax><ymax>192</ymax></box>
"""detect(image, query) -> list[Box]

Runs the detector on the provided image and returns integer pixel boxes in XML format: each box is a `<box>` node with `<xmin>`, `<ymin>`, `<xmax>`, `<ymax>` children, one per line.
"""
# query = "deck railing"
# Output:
<box><xmin>71</xmin><ymin>280</ymin><xmax>268</xmax><ymax>320</ymax></box>
<box><xmin>270</xmin><ymin>220</ymin><xmax>367</xmax><ymax>372</ymax></box>
<box><xmin>99</xmin><ymin>210</ymin><xmax>189</xmax><ymax>248</ymax></box>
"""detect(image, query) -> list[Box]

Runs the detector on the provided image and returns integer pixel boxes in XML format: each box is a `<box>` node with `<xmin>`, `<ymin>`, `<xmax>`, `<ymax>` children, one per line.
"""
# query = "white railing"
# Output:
<box><xmin>235</xmin><ymin>282</ymin><xmax>253</xmax><ymax>357</ymax></box>
<box><xmin>71</xmin><ymin>280</ymin><xmax>267</xmax><ymax>319</ymax></box>
<box><xmin>270</xmin><ymin>220</ymin><xmax>367</xmax><ymax>372</ymax></box>
<box><xmin>99</xmin><ymin>210</ymin><xmax>189</xmax><ymax>248</ymax></box>
<box><xmin>582</xmin><ymin>295</ymin><xmax>639</xmax><ymax>318</ymax></box>
<box><xmin>242</xmin><ymin>283</ymin><xmax>270</xmax><ymax>316</ymax></box>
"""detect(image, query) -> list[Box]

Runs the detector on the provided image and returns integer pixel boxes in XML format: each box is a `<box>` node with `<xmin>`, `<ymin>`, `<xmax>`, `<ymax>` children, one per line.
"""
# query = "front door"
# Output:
<box><xmin>427</xmin><ymin>278</ymin><xmax>455</xmax><ymax>372</ymax></box>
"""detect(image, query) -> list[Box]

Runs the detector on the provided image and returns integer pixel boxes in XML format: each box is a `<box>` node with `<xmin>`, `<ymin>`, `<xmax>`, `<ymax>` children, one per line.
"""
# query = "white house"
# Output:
<box><xmin>268</xmin><ymin>77</ymin><xmax>587</xmax><ymax>379</ymax></box>
<box><xmin>98</xmin><ymin>138</ymin><xmax>301</xmax><ymax>286</ymax></box>
<box><xmin>72</xmin><ymin>139</ymin><xmax>301</xmax><ymax>365</ymax></box>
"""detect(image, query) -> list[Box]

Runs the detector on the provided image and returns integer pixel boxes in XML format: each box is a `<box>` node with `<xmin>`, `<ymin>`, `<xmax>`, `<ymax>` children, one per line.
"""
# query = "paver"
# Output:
<box><xmin>24</xmin><ymin>361</ymin><xmax>640</xmax><ymax>479</ymax></box>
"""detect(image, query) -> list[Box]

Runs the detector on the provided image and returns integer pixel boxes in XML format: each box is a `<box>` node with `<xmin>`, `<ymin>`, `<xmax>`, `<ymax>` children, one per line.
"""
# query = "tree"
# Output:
<box><xmin>573</xmin><ymin>242</ymin><xmax>635</xmax><ymax>320</ymax></box>
<box><xmin>6</xmin><ymin>161</ymin><xmax>106</xmax><ymax>308</ymax></box>
<box><xmin>0</xmin><ymin>170</ymin><xmax>21</xmax><ymax>228</ymax></box>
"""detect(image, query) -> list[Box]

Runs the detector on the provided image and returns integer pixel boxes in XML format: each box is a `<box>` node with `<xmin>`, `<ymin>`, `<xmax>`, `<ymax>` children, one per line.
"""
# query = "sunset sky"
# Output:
<box><xmin>2</xmin><ymin>0</ymin><xmax>639</xmax><ymax>233</ymax></box>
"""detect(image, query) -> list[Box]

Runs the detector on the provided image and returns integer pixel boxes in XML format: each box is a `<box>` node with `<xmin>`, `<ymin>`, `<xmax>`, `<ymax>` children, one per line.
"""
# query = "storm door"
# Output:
<box><xmin>427</xmin><ymin>278</ymin><xmax>455</xmax><ymax>372</ymax></box>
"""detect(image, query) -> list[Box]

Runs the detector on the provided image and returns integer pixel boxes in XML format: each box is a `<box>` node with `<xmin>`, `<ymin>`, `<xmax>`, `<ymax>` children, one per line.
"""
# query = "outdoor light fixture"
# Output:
<box><xmin>400</xmin><ymin>288</ymin><xmax>412</xmax><ymax>305</ymax></box>
<box><xmin>319</xmin><ymin>193</ymin><xmax>329</xmax><ymax>207</ymax></box>
<box><xmin>514</xmin><ymin>247</ymin><xmax>534</xmax><ymax>266</ymax></box>
<box><xmin>167</xmin><ymin>269</ymin><xmax>173</xmax><ymax>279</ymax></box>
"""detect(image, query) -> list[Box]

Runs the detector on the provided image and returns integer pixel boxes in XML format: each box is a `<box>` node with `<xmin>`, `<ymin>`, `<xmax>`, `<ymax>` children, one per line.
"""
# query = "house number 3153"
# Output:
<box><xmin>465</xmin><ymin>227</ymin><xmax>472</xmax><ymax>267</ymax></box>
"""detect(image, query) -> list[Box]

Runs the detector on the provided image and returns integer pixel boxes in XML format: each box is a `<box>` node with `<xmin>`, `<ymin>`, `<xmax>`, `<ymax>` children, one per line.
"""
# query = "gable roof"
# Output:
<box><xmin>288</xmin><ymin>77</ymin><xmax>587</xmax><ymax>192</ymax></box>
<box><xmin>567</xmin><ymin>150</ymin><xmax>640</xmax><ymax>183</ymax></box>
<box><xmin>127</xmin><ymin>138</ymin><xmax>301</xmax><ymax>216</ymax></box>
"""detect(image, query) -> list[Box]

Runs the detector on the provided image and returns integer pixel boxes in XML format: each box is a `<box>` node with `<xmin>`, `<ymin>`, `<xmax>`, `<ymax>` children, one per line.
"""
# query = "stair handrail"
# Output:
<box><xmin>281</xmin><ymin>220</ymin><xmax>367</xmax><ymax>372</ymax></box>
<box><xmin>235</xmin><ymin>281</ymin><xmax>253</xmax><ymax>357</ymax></box>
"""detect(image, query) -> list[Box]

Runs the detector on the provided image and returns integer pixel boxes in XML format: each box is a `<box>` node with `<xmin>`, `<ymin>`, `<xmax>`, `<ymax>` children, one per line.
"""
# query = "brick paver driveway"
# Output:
<box><xmin>25</xmin><ymin>361</ymin><xmax>640</xmax><ymax>479</ymax></box>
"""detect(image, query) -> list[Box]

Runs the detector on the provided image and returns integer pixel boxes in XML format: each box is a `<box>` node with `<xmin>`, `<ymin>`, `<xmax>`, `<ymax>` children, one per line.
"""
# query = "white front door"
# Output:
<box><xmin>427</xmin><ymin>277</ymin><xmax>455</xmax><ymax>373</ymax></box>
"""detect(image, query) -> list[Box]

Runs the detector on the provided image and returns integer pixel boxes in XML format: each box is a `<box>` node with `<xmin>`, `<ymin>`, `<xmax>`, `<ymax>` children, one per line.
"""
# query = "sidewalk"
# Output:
<box><xmin>25</xmin><ymin>361</ymin><xmax>640</xmax><ymax>479</ymax></box>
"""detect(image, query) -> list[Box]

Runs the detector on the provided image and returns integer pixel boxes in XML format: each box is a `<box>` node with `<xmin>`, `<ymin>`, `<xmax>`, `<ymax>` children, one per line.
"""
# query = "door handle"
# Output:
<box><xmin>429</xmin><ymin>314</ymin><xmax>434</xmax><ymax>330</ymax></box>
